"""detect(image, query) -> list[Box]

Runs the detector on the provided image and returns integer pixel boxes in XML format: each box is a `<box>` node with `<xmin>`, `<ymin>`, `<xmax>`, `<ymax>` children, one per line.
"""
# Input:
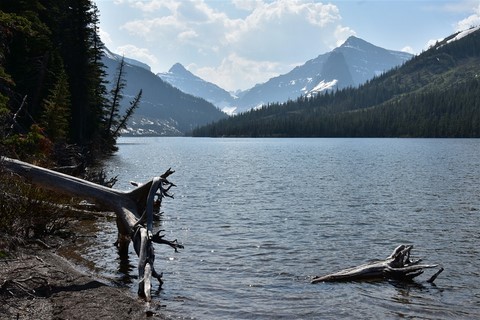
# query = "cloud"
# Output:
<box><xmin>120</xmin><ymin>1</ymin><xmax>231</xmax><ymax>52</ymax></box>
<box><xmin>421</xmin><ymin>2</ymin><xmax>480</xmax><ymax>52</ymax></box>
<box><xmin>455</xmin><ymin>3</ymin><xmax>480</xmax><ymax>31</ymax></box>
<box><xmin>401</xmin><ymin>46</ymin><xmax>414</xmax><ymax>54</ymax></box>
<box><xmin>115</xmin><ymin>44</ymin><xmax>159</xmax><ymax>67</ymax></box>
<box><xmin>226</xmin><ymin>1</ymin><xmax>349</xmax><ymax>62</ymax></box>
<box><xmin>178</xmin><ymin>30</ymin><xmax>199</xmax><ymax>42</ymax></box>
<box><xmin>191</xmin><ymin>53</ymin><xmax>285</xmax><ymax>91</ymax></box>
<box><xmin>113</xmin><ymin>0</ymin><xmax>355</xmax><ymax>90</ymax></box>
<box><xmin>334</xmin><ymin>25</ymin><xmax>356</xmax><ymax>47</ymax></box>
<box><xmin>232</xmin><ymin>0</ymin><xmax>264</xmax><ymax>11</ymax></box>
<box><xmin>115</xmin><ymin>0</ymin><xmax>179</xmax><ymax>12</ymax></box>
<box><xmin>99</xmin><ymin>28</ymin><xmax>113</xmax><ymax>47</ymax></box>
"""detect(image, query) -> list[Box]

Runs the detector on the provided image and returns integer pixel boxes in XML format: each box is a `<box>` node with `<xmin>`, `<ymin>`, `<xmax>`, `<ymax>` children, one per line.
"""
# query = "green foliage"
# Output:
<box><xmin>0</xmin><ymin>0</ymin><xmax>119</xmax><ymax>163</ymax></box>
<box><xmin>4</xmin><ymin>124</ymin><xmax>53</xmax><ymax>163</ymax></box>
<box><xmin>0</xmin><ymin>1</ymin><xmax>139</xmax><ymax>247</ymax></box>
<box><xmin>41</xmin><ymin>67</ymin><xmax>71</xmax><ymax>142</ymax></box>
<box><xmin>193</xmin><ymin>27</ymin><xmax>480</xmax><ymax>138</ymax></box>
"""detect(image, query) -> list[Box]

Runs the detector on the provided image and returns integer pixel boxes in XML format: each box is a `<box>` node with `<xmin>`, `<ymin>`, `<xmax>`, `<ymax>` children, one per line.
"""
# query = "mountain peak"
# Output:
<box><xmin>341</xmin><ymin>36</ymin><xmax>370</xmax><ymax>48</ymax></box>
<box><xmin>169</xmin><ymin>63</ymin><xmax>189</xmax><ymax>75</ymax></box>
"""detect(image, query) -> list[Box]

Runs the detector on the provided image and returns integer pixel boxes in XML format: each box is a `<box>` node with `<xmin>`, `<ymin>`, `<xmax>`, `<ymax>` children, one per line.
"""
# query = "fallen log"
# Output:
<box><xmin>311</xmin><ymin>245</ymin><xmax>442</xmax><ymax>284</ymax></box>
<box><xmin>1</xmin><ymin>156</ymin><xmax>183</xmax><ymax>301</ymax></box>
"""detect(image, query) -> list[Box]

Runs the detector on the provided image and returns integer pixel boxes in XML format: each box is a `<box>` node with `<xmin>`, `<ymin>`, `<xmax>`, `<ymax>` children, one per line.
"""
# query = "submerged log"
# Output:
<box><xmin>1</xmin><ymin>157</ymin><xmax>183</xmax><ymax>301</ymax></box>
<box><xmin>311</xmin><ymin>245</ymin><xmax>442</xmax><ymax>284</ymax></box>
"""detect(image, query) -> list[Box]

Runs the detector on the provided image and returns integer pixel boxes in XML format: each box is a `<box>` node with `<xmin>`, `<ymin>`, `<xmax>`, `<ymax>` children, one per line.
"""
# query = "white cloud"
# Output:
<box><xmin>99</xmin><ymin>28</ymin><xmax>113</xmax><ymax>47</ymax></box>
<box><xmin>455</xmin><ymin>3</ymin><xmax>480</xmax><ymax>31</ymax></box>
<box><xmin>115</xmin><ymin>0</ymin><xmax>179</xmax><ymax>12</ymax></box>
<box><xmin>115</xmin><ymin>44</ymin><xmax>159</xmax><ymax>67</ymax></box>
<box><xmin>226</xmin><ymin>1</ymin><xmax>350</xmax><ymax>62</ymax></box>
<box><xmin>178</xmin><ymin>30</ymin><xmax>199</xmax><ymax>42</ymax></box>
<box><xmin>334</xmin><ymin>25</ymin><xmax>356</xmax><ymax>47</ymax></box>
<box><xmin>191</xmin><ymin>53</ymin><xmax>285</xmax><ymax>91</ymax></box>
<box><xmin>108</xmin><ymin>0</ymin><xmax>355</xmax><ymax>89</ymax></box>
<box><xmin>232</xmin><ymin>0</ymin><xmax>264</xmax><ymax>11</ymax></box>
<box><xmin>421</xmin><ymin>2</ymin><xmax>480</xmax><ymax>52</ymax></box>
<box><xmin>401</xmin><ymin>46</ymin><xmax>414</xmax><ymax>54</ymax></box>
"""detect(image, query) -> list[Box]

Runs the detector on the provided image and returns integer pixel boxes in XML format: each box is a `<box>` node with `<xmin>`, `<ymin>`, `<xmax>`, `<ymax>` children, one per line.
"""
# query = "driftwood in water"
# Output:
<box><xmin>311</xmin><ymin>245</ymin><xmax>443</xmax><ymax>284</ymax></box>
<box><xmin>1</xmin><ymin>157</ymin><xmax>183</xmax><ymax>301</ymax></box>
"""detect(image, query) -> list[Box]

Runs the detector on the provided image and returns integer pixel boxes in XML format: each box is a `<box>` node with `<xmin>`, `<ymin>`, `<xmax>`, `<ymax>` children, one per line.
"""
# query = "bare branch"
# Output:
<box><xmin>311</xmin><ymin>245</ymin><xmax>442</xmax><ymax>284</ymax></box>
<box><xmin>2</xmin><ymin>156</ymin><xmax>181</xmax><ymax>301</ymax></box>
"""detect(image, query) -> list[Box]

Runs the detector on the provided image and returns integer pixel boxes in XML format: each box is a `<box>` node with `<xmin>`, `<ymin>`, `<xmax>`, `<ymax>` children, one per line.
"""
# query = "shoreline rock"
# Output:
<box><xmin>0</xmin><ymin>245</ymin><xmax>169</xmax><ymax>319</ymax></box>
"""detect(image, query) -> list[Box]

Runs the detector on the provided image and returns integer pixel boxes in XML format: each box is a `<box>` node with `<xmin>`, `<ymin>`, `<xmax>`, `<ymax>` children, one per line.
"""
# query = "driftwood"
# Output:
<box><xmin>311</xmin><ymin>245</ymin><xmax>443</xmax><ymax>284</ymax></box>
<box><xmin>1</xmin><ymin>156</ymin><xmax>183</xmax><ymax>301</ymax></box>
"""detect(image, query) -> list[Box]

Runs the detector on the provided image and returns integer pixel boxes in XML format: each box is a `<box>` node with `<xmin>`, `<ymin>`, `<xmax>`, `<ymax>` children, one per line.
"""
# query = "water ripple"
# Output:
<box><xmin>86</xmin><ymin>137</ymin><xmax>480</xmax><ymax>319</ymax></box>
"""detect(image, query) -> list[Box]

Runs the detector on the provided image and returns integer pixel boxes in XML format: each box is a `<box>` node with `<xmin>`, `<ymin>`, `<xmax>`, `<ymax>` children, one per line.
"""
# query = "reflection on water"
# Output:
<box><xmin>72</xmin><ymin>138</ymin><xmax>480</xmax><ymax>319</ymax></box>
<box><xmin>116</xmin><ymin>247</ymin><xmax>135</xmax><ymax>284</ymax></box>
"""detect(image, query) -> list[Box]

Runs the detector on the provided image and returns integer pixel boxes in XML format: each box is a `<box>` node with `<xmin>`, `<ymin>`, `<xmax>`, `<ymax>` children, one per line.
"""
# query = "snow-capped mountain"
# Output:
<box><xmin>155</xmin><ymin>36</ymin><xmax>412</xmax><ymax>115</ymax></box>
<box><xmin>102</xmin><ymin>49</ymin><xmax>226</xmax><ymax>135</ymax></box>
<box><xmin>234</xmin><ymin>36</ymin><xmax>412</xmax><ymax>113</ymax></box>
<box><xmin>157</xmin><ymin>63</ymin><xmax>237</xmax><ymax>114</ymax></box>
<box><xmin>104</xmin><ymin>48</ymin><xmax>151</xmax><ymax>72</ymax></box>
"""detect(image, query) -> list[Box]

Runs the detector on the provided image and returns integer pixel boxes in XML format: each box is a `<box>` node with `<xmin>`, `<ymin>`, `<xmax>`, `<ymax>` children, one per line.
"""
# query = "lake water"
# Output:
<box><xmin>85</xmin><ymin>137</ymin><xmax>480</xmax><ymax>319</ymax></box>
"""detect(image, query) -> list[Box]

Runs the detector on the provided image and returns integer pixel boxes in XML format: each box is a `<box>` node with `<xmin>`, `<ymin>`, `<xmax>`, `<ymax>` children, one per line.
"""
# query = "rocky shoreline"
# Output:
<box><xmin>0</xmin><ymin>241</ymin><xmax>170</xmax><ymax>319</ymax></box>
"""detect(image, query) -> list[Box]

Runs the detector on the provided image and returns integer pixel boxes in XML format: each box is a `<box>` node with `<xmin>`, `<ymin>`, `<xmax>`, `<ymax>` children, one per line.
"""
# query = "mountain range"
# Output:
<box><xmin>102</xmin><ymin>49</ymin><xmax>226</xmax><ymax>136</ymax></box>
<box><xmin>157</xmin><ymin>36</ymin><xmax>412</xmax><ymax>114</ymax></box>
<box><xmin>191</xmin><ymin>26</ymin><xmax>480</xmax><ymax>138</ymax></box>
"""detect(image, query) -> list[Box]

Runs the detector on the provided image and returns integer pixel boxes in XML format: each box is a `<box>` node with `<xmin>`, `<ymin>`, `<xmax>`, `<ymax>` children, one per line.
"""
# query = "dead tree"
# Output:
<box><xmin>311</xmin><ymin>245</ymin><xmax>443</xmax><ymax>284</ymax></box>
<box><xmin>1</xmin><ymin>156</ymin><xmax>183</xmax><ymax>301</ymax></box>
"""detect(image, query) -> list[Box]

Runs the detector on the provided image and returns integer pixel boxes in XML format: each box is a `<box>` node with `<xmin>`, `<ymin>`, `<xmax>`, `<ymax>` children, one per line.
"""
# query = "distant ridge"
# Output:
<box><xmin>192</xmin><ymin>27</ymin><xmax>480</xmax><ymax>138</ymax></box>
<box><xmin>157</xmin><ymin>63</ymin><xmax>236</xmax><ymax>114</ymax></box>
<box><xmin>102</xmin><ymin>50</ymin><xmax>227</xmax><ymax>136</ymax></box>
<box><xmin>158</xmin><ymin>36</ymin><xmax>411</xmax><ymax>114</ymax></box>
<box><xmin>234</xmin><ymin>36</ymin><xmax>412</xmax><ymax>113</ymax></box>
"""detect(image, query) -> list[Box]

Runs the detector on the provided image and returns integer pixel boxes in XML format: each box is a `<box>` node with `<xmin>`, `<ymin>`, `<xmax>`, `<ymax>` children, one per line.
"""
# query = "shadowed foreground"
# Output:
<box><xmin>0</xmin><ymin>245</ymin><xmax>169</xmax><ymax>319</ymax></box>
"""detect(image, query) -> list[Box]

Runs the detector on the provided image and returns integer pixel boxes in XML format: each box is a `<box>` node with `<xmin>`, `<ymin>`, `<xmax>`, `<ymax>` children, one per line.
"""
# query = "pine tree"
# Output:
<box><xmin>41</xmin><ymin>67</ymin><xmax>70</xmax><ymax>142</ymax></box>
<box><xmin>111</xmin><ymin>89</ymin><xmax>142</xmax><ymax>139</ymax></box>
<box><xmin>105</xmin><ymin>56</ymin><xmax>126</xmax><ymax>136</ymax></box>
<box><xmin>103</xmin><ymin>57</ymin><xmax>142</xmax><ymax>151</ymax></box>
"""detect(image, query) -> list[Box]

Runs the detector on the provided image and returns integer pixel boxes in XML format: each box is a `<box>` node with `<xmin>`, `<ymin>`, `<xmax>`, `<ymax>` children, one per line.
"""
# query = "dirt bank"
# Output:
<box><xmin>0</xmin><ymin>243</ymin><xmax>169</xmax><ymax>320</ymax></box>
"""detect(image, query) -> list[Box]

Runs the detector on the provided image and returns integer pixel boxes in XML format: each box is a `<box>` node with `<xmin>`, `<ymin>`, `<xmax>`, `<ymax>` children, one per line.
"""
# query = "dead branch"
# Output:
<box><xmin>311</xmin><ymin>245</ymin><xmax>442</xmax><ymax>284</ymax></box>
<box><xmin>1</xmin><ymin>156</ymin><xmax>182</xmax><ymax>301</ymax></box>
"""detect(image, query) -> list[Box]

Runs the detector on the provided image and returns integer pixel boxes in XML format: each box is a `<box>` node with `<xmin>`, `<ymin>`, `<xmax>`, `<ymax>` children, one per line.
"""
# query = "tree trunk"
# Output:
<box><xmin>1</xmin><ymin>156</ymin><xmax>182</xmax><ymax>301</ymax></box>
<box><xmin>311</xmin><ymin>245</ymin><xmax>442</xmax><ymax>284</ymax></box>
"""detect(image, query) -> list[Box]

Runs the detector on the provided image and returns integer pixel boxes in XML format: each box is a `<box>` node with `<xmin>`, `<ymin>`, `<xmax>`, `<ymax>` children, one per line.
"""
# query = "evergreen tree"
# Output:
<box><xmin>1</xmin><ymin>0</ymin><xmax>131</xmax><ymax>163</ymax></box>
<box><xmin>105</xmin><ymin>56</ymin><xmax>126</xmax><ymax>137</ymax></box>
<box><xmin>41</xmin><ymin>67</ymin><xmax>70</xmax><ymax>142</ymax></box>
<box><xmin>103</xmin><ymin>56</ymin><xmax>142</xmax><ymax>152</ymax></box>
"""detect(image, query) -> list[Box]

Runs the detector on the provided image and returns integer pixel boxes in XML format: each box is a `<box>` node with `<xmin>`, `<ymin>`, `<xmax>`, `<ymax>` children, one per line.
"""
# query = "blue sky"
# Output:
<box><xmin>95</xmin><ymin>0</ymin><xmax>480</xmax><ymax>91</ymax></box>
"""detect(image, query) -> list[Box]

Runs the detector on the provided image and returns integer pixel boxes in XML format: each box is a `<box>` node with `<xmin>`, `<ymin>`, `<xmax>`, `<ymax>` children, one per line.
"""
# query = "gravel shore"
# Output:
<box><xmin>0</xmin><ymin>243</ymin><xmax>170</xmax><ymax>320</ymax></box>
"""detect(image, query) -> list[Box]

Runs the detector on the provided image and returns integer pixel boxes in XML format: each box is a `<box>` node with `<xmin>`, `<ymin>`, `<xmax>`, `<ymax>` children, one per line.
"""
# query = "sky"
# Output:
<box><xmin>95</xmin><ymin>0</ymin><xmax>480</xmax><ymax>92</ymax></box>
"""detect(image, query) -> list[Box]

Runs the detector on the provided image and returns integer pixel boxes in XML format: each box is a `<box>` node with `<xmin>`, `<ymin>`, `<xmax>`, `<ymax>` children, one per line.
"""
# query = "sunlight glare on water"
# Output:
<box><xmin>82</xmin><ymin>137</ymin><xmax>480</xmax><ymax>319</ymax></box>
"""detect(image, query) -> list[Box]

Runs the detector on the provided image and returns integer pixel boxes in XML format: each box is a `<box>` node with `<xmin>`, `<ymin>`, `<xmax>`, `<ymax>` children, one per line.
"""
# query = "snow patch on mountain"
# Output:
<box><xmin>156</xmin><ymin>36</ymin><xmax>413</xmax><ymax>115</ymax></box>
<box><xmin>104</xmin><ymin>48</ymin><xmax>151</xmax><ymax>71</ymax></box>
<box><xmin>307</xmin><ymin>79</ymin><xmax>338</xmax><ymax>97</ymax></box>
<box><xmin>447</xmin><ymin>26</ymin><xmax>480</xmax><ymax>44</ymax></box>
<box><xmin>222</xmin><ymin>106</ymin><xmax>237</xmax><ymax>116</ymax></box>
<box><xmin>157</xmin><ymin>63</ymin><xmax>236</xmax><ymax>111</ymax></box>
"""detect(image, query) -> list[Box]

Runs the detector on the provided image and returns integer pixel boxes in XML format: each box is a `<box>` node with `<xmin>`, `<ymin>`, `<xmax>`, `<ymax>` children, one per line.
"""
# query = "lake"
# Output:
<box><xmin>83</xmin><ymin>137</ymin><xmax>480</xmax><ymax>319</ymax></box>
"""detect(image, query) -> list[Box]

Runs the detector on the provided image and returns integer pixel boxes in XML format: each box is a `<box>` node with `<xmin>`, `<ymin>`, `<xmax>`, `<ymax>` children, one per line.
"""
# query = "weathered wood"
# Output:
<box><xmin>1</xmin><ymin>156</ymin><xmax>182</xmax><ymax>301</ymax></box>
<box><xmin>311</xmin><ymin>245</ymin><xmax>442</xmax><ymax>284</ymax></box>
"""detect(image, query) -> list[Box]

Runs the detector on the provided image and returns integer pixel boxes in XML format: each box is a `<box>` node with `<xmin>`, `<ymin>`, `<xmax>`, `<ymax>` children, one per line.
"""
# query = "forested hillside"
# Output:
<box><xmin>0</xmin><ymin>0</ymin><xmax>130</xmax><ymax>164</ymax></box>
<box><xmin>103</xmin><ymin>53</ymin><xmax>227</xmax><ymax>136</ymax></box>
<box><xmin>192</xmin><ymin>27</ymin><xmax>480</xmax><ymax>138</ymax></box>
